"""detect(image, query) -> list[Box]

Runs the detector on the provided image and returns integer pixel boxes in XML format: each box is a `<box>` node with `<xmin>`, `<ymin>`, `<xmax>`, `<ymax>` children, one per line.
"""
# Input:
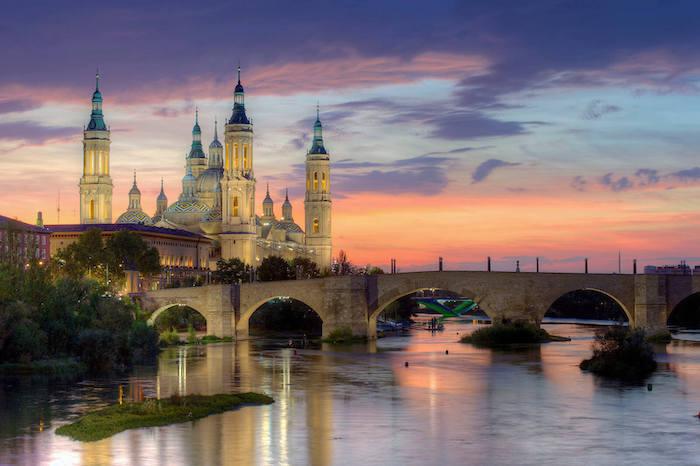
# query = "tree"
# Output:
<box><xmin>364</xmin><ymin>265</ymin><xmax>384</xmax><ymax>275</ymax></box>
<box><xmin>213</xmin><ymin>258</ymin><xmax>249</xmax><ymax>284</ymax></box>
<box><xmin>258</xmin><ymin>256</ymin><xmax>293</xmax><ymax>281</ymax></box>
<box><xmin>56</xmin><ymin>229</ymin><xmax>160</xmax><ymax>289</ymax></box>
<box><xmin>331</xmin><ymin>250</ymin><xmax>355</xmax><ymax>275</ymax></box>
<box><xmin>290</xmin><ymin>257</ymin><xmax>320</xmax><ymax>279</ymax></box>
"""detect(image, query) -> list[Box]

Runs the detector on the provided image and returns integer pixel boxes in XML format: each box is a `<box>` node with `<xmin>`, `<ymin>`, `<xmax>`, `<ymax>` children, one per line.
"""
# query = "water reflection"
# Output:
<box><xmin>2</xmin><ymin>323</ymin><xmax>700</xmax><ymax>465</ymax></box>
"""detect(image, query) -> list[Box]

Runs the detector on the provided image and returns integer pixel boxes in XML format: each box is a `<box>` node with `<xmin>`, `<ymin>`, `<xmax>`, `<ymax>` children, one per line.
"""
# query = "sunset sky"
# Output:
<box><xmin>2</xmin><ymin>1</ymin><xmax>700</xmax><ymax>272</ymax></box>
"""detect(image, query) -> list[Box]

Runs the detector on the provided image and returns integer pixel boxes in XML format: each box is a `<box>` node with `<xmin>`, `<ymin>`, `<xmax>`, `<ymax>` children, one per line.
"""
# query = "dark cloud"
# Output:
<box><xmin>428</xmin><ymin>112</ymin><xmax>535</xmax><ymax>139</ymax></box>
<box><xmin>600</xmin><ymin>173</ymin><xmax>633</xmax><ymax>192</ymax></box>
<box><xmin>0</xmin><ymin>121</ymin><xmax>76</xmax><ymax>144</ymax></box>
<box><xmin>0</xmin><ymin>99</ymin><xmax>40</xmax><ymax>114</ymax></box>
<box><xmin>571</xmin><ymin>175</ymin><xmax>587</xmax><ymax>192</ymax></box>
<box><xmin>152</xmin><ymin>104</ymin><xmax>195</xmax><ymax>118</ymax></box>
<box><xmin>635</xmin><ymin>168</ymin><xmax>660</xmax><ymax>185</ymax></box>
<box><xmin>315</xmin><ymin>154</ymin><xmax>455</xmax><ymax>196</ymax></box>
<box><xmin>472</xmin><ymin>159</ymin><xmax>520</xmax><ymax>183</ymax></box>
<box><xmin>670</xmin><ymin>167</ymin><xmax>700</xmax><ymax>181</ymax></box>
<box><xmin>582</xmin><ymin>100</ymin><xmax>621</xmax><ymax>120</ymax></box>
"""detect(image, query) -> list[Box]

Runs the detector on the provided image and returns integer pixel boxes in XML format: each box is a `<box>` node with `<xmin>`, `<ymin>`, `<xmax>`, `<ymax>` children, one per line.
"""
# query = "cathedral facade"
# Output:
<box><xmin>81</xmin><ymin>69</ymin><xmax>333</xmax><ymax>271</ymax></box>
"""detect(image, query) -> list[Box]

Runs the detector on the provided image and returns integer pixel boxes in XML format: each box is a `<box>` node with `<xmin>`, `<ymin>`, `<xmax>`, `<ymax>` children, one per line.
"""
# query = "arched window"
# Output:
<box><xmin>321</xmin><ymin>173</ymin><xmax>327</xmax><ymax>191</ymax></box>
<box><xmin>306</xmin><ymin>176</ymin><xmax>310</xmax><ymax>191</ymax></box>
<box><xmin>225</xmin><ymin>144</ymin><xmax>231</xmax><ymax>170</ymax></box>
<box><xmin>89</xmin><ymin>199</ymin><xmax>95</xmax><ymax>219</ymax></box>
<box><xmin>313</xmin><ymin>218</ymin><xmax>319</xmax><ymax>233</ymax></box>
<box><xmin>233</xmin><ymin>196</ymin><xmax>239</xmax><ymax>216</ymax></box>
<box><xmin>234</xmin><ymin>145</ymin><xmax>239</xmax><ymax>170</ymax></box>
<box><xmin>313</xmin><ymin>172</ymin><xmax>318</xmax><ymax>191</ymax></box>
<box><xmin>243</xmin><ymin>145</ymin><xmax>248</xmax><ymax>170</ymax></box>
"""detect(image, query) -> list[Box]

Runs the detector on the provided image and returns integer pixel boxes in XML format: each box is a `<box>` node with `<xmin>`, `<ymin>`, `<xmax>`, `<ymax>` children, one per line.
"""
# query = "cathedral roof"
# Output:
<box><xmin>275</xmin><ymin>220</ymin><xmax>304</xmax><ymax>234</ymax></box>
<box><xmin>157</xmin><ymin>179</ymin><xmax>168</xmax><ymax>201</ymax></box>
<box><xmin>308</xmin><ymin>105</ymin><xmax>327</xmax><ymax>155</ymax></box>
<box><xmin>116</xmin><ymin>209</ymin><xmax>153</xmax><ymax>226</ymax></box>
<box><xmin>196</xmin><ymin>167</ymin><xmax>223</xmax><ymax>193</ymax></box>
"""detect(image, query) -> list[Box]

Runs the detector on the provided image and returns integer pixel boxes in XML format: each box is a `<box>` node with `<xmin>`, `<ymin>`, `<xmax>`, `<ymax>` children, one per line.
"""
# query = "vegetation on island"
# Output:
<box><xmin>55</xmin><ymin>392</ymin><xmax>274</xmax><ymax>442</ymax></box>
<box><xmin>580</xmin><ymin>326</ymin><xmax>657</xmax><ymax>381</ymax></box>
<box><xmin>460</xmin><ymin>320</ymin><xmax>569</xmax><ymax>347</ymax></box>
<box><xmin>321</xmin><ymin>326</ymin><xmax>367</xmax><ymax>344</ymax></box>
<box><xmin>0</xmin><ymin>229</ymin><xmax>161</xmax><ymax>376</ymax></box>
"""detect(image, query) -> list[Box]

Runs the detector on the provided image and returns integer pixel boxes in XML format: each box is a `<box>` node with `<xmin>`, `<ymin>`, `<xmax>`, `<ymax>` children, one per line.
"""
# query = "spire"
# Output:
<box><xmin>129</xmin><ymin>170</ymin><xmax>140</xmax><ymax>195</ymax></box>
<box><xmin>189</xmin><ymin>107</ymin><xmax>205</xmax><ymax>158</ymax></box>
<box><xmin>157</xmin><ymin>177</ymin><xmax>168</xmax><ymax>202</ymax></box>
<box><xmin>282</xmin><ymin>188</ymin><xmax>293</xmax><ymax>221</ymax></box>
<box><xmin>229</xmin><ymin>64</ymin><xmax>250</xmax><ymax>124</ymax></box>
<box><xmin>87</xmin><ymin>70</ymin><xmax>107</xmax><ymax>131</ymax></box>
<box><xmin>308</xmin><ymin>104</ymin><xmax>327</xmax><ymax>155</ymax></box>
<box><xmin>214</xmin><ymin>117</ymin><xmax>218</xmax><ymax>140</ymax></box>
<box><xmin>267</xmin><ymin>182</ymin><xmax>270</xmax><ymax>197</ymax></box>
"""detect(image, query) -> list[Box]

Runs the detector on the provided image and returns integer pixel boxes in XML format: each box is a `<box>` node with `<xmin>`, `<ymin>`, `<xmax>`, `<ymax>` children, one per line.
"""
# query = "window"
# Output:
<box><xmin>233</xmin><ymin>196</ymin><xmax>239</xmax><ymax>216</ymax></box>
<box><xmin>313</xmin><ymin>218</ymin><xmax>319</xmax><ymax>233</ymax></box>
<box><xmin>89</xmin><ymin>200</ymin><xmax>95</xmax><ymax>219</ymax></box>
<box><xmin>313</xmin><ymin>172</ymin><xmax>318</xmax><ymax>191</ymax></box>
<box><xmin>321</xmin><ymin>173</ymin><xmax>327</xmax><ymax>191</ymax></box>
<box><xmin>243</xmin><ymin>145</ymin><xmax>248</xmax><ymax>170</ymax></box>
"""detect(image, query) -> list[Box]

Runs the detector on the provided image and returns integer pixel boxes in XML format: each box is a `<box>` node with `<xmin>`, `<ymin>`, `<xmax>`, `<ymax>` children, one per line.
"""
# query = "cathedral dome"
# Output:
<box><xmin>116</xmin><ymin>209</ymin><xmax>153</xmax><ymax>225</ymax></box>
<box><xmin>196</xmin><ymin>167</ymin><xmax>223</xmax><ymax>194</ymax></box>
<box><xmin>199</xmin><ymin>206</ymin><xmax>223</xmax><ymax>234</ymax></box>
<box><xmin>163</xmin><ymin>199</ymin><xmax>210</xmax><ymax>227</ymax></box>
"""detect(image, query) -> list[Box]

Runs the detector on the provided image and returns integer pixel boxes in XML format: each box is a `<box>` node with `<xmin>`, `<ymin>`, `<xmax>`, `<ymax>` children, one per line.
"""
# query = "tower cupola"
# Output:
<box><xmin>128</xmin><ymin>171</ymin><xmax>142</xmax><ymax>209</ymax></box>
<box><xmin>188</xmin><ymin>108</ymin><xmax>206</xmax><ymax>159</ymax></box>
<box><xmin>229</xmin><ymin>65</ymin><xmax>250</xmax><ymax>125</ymax></box>
<box><xmin>308</xmin><ymin>104</ymin><xmax>327</xmax><ymax>155</ymax></box>
<box><xmin>282</xmin><ymin>188</ymin><xmax>293</xmax><ymax>221</ymax></box>
<box><xmin>87</xmin><ymin>71</ymin><xmax>108</xmax><ymax>131</ymax></box>
<box><xmin>262</xmin><ymin>183</ymin><xmax>274</xmax><ymax>218</ymax></box>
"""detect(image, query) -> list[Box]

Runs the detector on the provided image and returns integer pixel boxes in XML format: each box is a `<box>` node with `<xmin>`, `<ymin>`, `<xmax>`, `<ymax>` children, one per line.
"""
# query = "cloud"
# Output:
<box><xmin>670</xmin><ymin>167</ymin><xmax>700</xmax><ymax>181</ymax></box>
<box><xmin>0</xmin><ymin>121</ymin><xmax>76</xmax><ymax>145</ymax></box>
<box><xmin>0</xmin><ymin>99</ymin><xmax>40</xmax><ymax>115</ymax></box>
<box><xmin>428</xmin><ymin>112</ymin><xmax>537</xmax><ymax>140</ymax></box>
<box><xmin>472</xmin><ymin>159</ymin><xmax>520</xmax><ymax>183</ymax></box>
<box><xmin>635</xmin><ymin>168</ymin><xmax>660</xmax><ymax>186</ymax></box>
<box><xmin>600</xmin><ymin>173</ymin><xmax>634</xmax><ymax>192</ymax></box>
<box><xmin>571</xmin><ymin>176</ymin><xmax>587</xmax><ymax>192</ymax></box>
<box><xmin>581</xmin><ymin>99</ymin><xmax>621</xmax><ymax>120</ymax></box>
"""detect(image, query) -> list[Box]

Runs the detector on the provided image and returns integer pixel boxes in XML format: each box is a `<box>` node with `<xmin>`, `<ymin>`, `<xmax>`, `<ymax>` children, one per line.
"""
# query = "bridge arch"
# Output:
<box><xmin>668</xmin><ymin>292</ymin><xmax>700</xmax><ymax>328</ymax></box>
<box><xmin>237</xmin><ymin>295</ymin><xmax>324</xmax><ymax>337</ymax></box>
<box><xmin>541</xmin><ymin>287</ymin><xmax>632</xmax><ymax>323</ymax></box>
<box><xmin>369</xmin><ymin>287</ymin><xmax>485</xmax><ymax>337</ymax></box>
<box><xmin>147</xmin><ymin>304</ymin><xmax>208</xmax><ymax>332</ymax></box>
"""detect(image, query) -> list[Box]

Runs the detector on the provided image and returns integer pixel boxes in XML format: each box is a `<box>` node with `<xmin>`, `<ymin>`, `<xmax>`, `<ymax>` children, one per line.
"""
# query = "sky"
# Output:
<box><xmin>2</xmin><ymin>0</ymin><xmax>700</xmax><ymax>272</ymax></box>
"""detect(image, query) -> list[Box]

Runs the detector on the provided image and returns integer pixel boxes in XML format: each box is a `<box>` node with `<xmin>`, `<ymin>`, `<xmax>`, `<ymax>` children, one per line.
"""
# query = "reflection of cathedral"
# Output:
<box><xmin>80</xmin><ymin>69</ymin><xmax>332</xmax><ymax>270</ymax></box>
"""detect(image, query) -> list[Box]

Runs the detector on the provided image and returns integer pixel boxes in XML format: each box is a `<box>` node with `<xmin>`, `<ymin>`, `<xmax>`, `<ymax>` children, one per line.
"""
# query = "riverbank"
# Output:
<box><xmin>55</xmin><ymin>392</ymin><xmax>274</xmax><ymax>442</ymax></box>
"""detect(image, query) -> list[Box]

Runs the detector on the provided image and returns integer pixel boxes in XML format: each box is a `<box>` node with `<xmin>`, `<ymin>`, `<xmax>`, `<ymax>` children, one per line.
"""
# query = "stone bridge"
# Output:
<box><xmin>136</xmin><ymin>271</ymin><xmax>700</xmax><ymax>339</ymax></box>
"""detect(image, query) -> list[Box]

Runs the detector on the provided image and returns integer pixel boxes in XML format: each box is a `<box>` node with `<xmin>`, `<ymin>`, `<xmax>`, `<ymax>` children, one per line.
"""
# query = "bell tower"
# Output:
<box><xmin>220</xmin><ymin>66</ymin><xmax>257</xmax><ymax>264</ymax></box>
<box><xmin>79</xmin><ymin>71</ymin><xmax>113</xmax><ymax>224</ymax></box>
<box><xmin>304</xmin><ymin>105</ymin><xmax>332</xmax><ymax>271</ymax></box>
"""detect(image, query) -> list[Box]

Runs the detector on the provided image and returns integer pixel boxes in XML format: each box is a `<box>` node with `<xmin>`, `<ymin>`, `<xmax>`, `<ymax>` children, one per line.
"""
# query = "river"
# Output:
<box><xmin>2</xmin><ymin>322</ymin><xmax>700</xmax><ymax>466</ymax></box>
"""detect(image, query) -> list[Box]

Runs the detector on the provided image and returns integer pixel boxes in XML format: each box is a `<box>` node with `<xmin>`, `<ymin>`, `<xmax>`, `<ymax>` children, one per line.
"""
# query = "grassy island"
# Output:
<box><xmin>321</xmin><ymin>326</ymin><xmax>367</xmax><ymax>344</ymax></box>
<box><xmin>460</xmin><ymin>321</ymin><xmax>569</xmax><ymax>347</ymax></box>
<box><xmin>56</xmin><ymin>392</ymin><xmax>274</xmax><ymax>442</ymax></box>
<box><xmin>580</xmin><ymin>327</ymin><xmax>657</xmax><ymax>381</ymax></box>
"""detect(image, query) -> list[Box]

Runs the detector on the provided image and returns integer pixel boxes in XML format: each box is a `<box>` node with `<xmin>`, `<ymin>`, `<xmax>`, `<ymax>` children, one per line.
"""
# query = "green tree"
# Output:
<box><xmin>290</xmin><ymin>257</ymin><xmax>320</xmax><ymax>279</ymax></box>
<box><xmin>213</xmin><ymin>258</ymin><xmax>249</xmax><ymax>284</ymax></box>
<box><xmin>331</xmin><ymin>250</ymin><xmax>355</xmax><ymax>275</ymax></box>
<box><xmin>258</xmin><ymin>256</ymin><xmax>292</xmax><ymax>281</ymax></box>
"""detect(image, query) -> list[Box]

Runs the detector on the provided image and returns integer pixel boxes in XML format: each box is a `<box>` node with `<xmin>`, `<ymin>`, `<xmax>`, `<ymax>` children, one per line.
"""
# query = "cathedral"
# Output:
<box><xmin>79</xmin><ymin>69</ymin><xmax>332</xmax><ymax>271</ymax></box>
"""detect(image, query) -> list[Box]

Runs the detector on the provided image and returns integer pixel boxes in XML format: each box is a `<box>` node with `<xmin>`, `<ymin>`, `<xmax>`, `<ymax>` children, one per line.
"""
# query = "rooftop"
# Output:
<box><xmin>45</xmin><ymin>223</ymin><xmax>209</xmax><ymax>240</ymax></box>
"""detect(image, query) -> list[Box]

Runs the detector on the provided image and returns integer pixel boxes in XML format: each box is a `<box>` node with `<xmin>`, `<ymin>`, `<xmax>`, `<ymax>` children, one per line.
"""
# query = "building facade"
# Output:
<box><xmin>91</xmin><ymin>67</ymin><xmax>334</xmax><ymax>270</ymax></box>
<box><xmin>47</xmin><ymin>223</ymin><xmax>213</xmax><ymax>291</ymax></box>
<box><xmin>0</xmin><ymin>213</ymin><xmax>51</xmax><ymax>265</ymax></box>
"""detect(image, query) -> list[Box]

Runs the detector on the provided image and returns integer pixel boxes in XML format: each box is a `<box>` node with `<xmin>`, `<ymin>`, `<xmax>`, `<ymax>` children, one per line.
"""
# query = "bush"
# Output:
<box><xmin>160</xmin><ymin>328</ymin><xmax>181</xmax><ymax>346</ymax></box>
<box><xmin>77</xmin><ymin>329</ymin><xmax>119</xmax><ymax>374</ymax></box>
<box><xmin>3</xmin><ymin>318</ymin><xmax>47</xmax><ymax>363</ymax></box>
<box><xmin>129</xmin><ymin>321</ymin><xmax>160</xmax><ymax>364</ymax></box>
<box><xmin>322</xmin><ymin>326</ymin><xmax>365</xmax><ymax>344</ymax></box>
<box><xmin>460</xmin><ymin>321</ymin><xmax>552</xmax><ymax>347</ymax></box>
<box><xmin>187</xmin><ymin>325</ymin><xmax>198</xmax><ymax>345</ymax></box>
<box><xmin>580</xmin><ymin>327</ymin><xmax>657</xmax><ymax>380</ymax></box>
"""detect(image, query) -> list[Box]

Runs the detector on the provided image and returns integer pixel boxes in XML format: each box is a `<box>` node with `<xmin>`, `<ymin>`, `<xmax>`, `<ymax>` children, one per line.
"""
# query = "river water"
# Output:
<box><xmin>2</xmin><ymin>322</ymin><xmax>700</xmax><ymax>466</ymax></box>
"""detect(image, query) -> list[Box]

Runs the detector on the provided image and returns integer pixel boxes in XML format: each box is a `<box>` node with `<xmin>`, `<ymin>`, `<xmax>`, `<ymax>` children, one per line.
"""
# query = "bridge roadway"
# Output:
<box><xmin>137</xmin><ymin>271</ymin><xmax>700</xmax><ymax>339</ymax></box>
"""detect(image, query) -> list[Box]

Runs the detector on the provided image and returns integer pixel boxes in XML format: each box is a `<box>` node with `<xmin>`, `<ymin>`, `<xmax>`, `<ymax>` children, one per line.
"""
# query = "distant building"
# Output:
<box><xmin>0</xmin><ymin>212</ymin><xmax>51</xmax><ymax>265</ymax></box>
<box><xmin>644</xmin><ymin>261</ymin><xmax>692</xmax><ymax>275</ymax></box>
<box><xmin>46</xmin><ymin>223</ymin><xmax>213</xmax><ymax>292</ymax></box>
